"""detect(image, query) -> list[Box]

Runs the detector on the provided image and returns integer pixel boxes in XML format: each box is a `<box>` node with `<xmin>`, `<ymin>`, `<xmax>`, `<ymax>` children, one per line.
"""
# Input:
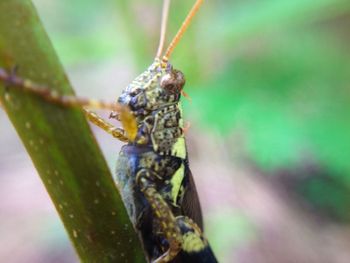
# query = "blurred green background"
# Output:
<box><xmin>1</xmin><ymin>0</ymin><xmax>350</xmax><ymax>262</ymax></box>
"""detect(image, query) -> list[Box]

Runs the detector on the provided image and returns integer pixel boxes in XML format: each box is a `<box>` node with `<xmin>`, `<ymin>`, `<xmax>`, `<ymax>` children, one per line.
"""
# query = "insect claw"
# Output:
<box><xmin>109</xmin><ymin>111</ymin><xmax>120</xmax><ymax>120</ymax></box>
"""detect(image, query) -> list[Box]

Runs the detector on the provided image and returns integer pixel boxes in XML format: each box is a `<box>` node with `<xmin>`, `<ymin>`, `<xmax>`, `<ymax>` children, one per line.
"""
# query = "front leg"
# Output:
<box><xmin>0</xmin><ymin>67</ymin><xmax>117</xmax><ymax>110</ymax></box>
<box><xmin>84</xmin><ymin>109</ymin><xmax>128</xmax><ymax>142</ymax></box>
<box><xmin>136</xmin><ymin>169</ymin><xmax>182</xmax><ymax>263</ymax></box>
<box><xmin>0</xmin><ymin>67</ymin><xmax>137</xmax><ymax>142</ymax></box>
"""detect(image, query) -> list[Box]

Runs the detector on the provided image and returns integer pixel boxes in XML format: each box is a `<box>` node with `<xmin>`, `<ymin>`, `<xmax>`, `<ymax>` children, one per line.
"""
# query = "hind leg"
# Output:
<box><xmin>136</xmin><ymin>169</ymin><xmax>182</xmax><ymax>263</ymax></box>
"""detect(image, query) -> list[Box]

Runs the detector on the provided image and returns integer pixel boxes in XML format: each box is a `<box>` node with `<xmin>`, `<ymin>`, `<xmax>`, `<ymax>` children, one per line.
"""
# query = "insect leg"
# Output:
<box><xmin>0</xmin><ymin>67</ymin><xmax>117</xmax><ymax>110</ymax></box>
<box><xmin>0</xmin><ymin>67</ymin><xmax>137</xmax><ymax>141</ymax></box>
<box><xmin>84</xmin><ymin>109</ymin><xmax>128</xmax><ymax>142</ymax></box>
<box><xmin>136</xmin><ymin>169</ymin><xmax>182</xmax><ymax>263</ymax></box>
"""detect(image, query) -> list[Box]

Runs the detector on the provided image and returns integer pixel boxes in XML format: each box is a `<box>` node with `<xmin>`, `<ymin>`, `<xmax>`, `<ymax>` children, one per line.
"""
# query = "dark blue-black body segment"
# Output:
<box><xmin>115</xmin><ymin>145</ymin><xmax>184</xmax><ymax>261</ymax></box>
<box><xmin>115</xmin><ymin>145</ymin><xmax>217</xmax><ymax>262</ymax></box>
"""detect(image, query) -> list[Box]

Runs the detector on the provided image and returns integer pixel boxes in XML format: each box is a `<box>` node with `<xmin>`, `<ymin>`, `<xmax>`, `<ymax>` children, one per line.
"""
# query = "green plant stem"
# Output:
<box><xmin>0</xmin><ymin>0</ymin><xmax>145</xmax><ymax>262</ymax></box>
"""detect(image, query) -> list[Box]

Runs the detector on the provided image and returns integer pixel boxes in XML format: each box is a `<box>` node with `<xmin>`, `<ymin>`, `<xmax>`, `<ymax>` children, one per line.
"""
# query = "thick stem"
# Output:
<box><xmin>0</xmin><ymin>1</ymin><xmax>145</xmax><ymax>262</ymax></box>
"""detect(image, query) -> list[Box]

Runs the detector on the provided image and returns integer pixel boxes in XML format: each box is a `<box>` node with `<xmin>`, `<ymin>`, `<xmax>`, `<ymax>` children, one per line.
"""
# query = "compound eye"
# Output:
<box><xmin>163</xmin><ymin>83</ymin><xmax>178</xmax><ymax>94</ymax></box>
<box><xmin>160</xmin><ymin>71</ymin><xmax>185</xmax><ymax>94</ymax></box>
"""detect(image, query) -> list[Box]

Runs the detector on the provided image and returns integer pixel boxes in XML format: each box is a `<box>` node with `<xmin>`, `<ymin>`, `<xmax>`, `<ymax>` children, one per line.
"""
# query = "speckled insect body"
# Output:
<box><xmin>113</xmin><ymin>59</ymin><xmax>217</xmax><ymax>262</ymax></box>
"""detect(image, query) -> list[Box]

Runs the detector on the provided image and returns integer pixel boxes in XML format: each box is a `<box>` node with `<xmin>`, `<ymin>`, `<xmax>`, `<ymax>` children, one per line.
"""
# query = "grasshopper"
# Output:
<box><xmin>0</xmin><ymin>0</ymin><xmax>218</xmax><ymax>262</ymax></box>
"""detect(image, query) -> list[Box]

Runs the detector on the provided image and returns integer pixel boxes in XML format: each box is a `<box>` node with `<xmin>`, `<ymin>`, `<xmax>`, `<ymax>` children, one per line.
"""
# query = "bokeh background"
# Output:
<box><xmin>1</xmin><ymin>0</ymin><xmax>350</xmax><ymax>262</ymax></box>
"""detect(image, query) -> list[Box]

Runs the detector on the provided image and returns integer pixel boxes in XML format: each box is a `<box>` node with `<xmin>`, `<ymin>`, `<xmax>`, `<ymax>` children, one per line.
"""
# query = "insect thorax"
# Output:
<box><xmin>118</xmin><ymin>59</ymin><xmax>187</xmax><ymax>158</ymax></box>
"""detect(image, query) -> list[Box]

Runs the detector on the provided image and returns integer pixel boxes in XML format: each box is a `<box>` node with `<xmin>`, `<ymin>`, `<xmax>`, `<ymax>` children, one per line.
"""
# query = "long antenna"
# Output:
<box><xmin>156</xmin><ymin>0</ymin><xmax>171</xmax><ymax>58</ymax></box>
<box><xmin>162</xmin><ymin>0</ymin><xmax>203</xmax><ymax>61</ymax></box>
